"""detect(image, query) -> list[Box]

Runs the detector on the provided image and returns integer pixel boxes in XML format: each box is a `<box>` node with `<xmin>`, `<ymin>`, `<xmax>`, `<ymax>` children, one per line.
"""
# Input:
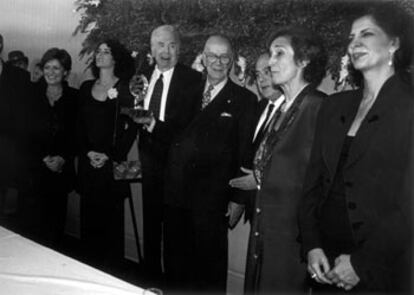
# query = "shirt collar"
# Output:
<box><xmin>154</xmin><ymin>65</ymin><xmax>175</xmax><ymax>80</ymax></box>
<box><xmin>204</xmin><ymin>77</ymin><xmax>228</xmax><ymax>93</ymax></box>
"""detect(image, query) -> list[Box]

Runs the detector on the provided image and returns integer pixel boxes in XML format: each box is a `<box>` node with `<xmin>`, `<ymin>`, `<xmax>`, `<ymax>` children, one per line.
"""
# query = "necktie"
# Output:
<box><xmin>149</xmin><ymin>73</ymin><xmax>163</xmax><ymax>119</ymax></box>
<box><xmin>201</xmin><ymin>84</ymin><xmax>214</xmax><ymax>109</ymax></box>
<box><xmin>253</xmin><ymin>99</ymin><xmax>286</xmax><ymax>188</ymax></box>
<box><xmin>253</xmin><ymin>103</ymin><xmax>275</xmax><ymax>150</ymax></box>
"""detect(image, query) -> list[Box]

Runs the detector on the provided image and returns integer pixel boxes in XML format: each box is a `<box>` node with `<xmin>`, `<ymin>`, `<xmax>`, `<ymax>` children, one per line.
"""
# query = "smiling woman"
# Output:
<box><xmin>299</xmin><ymin>3</ymin><xmax>414</xmax><ymax>294</ymax></box>
<box><xmin>27</xmin><ymin>48</ymin><xmax>79</xmax><ymax>251</ymax></box>
<box><xmin>0</xmin><ymin>0</ymin><xmax>86</xmax><ymax>86</ymax></box>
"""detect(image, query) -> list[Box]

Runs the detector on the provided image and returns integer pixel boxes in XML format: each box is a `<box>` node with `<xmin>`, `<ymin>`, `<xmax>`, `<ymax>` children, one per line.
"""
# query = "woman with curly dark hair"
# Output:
<box><xmin>77</xmin><ymin>39</ymin><xmax>137</xmax><ymax>271</ymax></box>
<box><xmin>232</xmin><ymin>26</ymin><xmax>327</xmax><ymax>294</ymax></box>
<box><xmin>299</xmin><ymin>2</ymin><xmax>413</xmax><ymax>294</ymax></box>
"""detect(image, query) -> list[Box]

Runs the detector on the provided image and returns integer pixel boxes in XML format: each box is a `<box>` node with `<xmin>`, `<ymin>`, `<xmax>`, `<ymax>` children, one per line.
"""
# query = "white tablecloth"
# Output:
<box><xmin>0</xmin><ymin>226</ymin><xmax>148</xmax><ymax>295</ymax></box>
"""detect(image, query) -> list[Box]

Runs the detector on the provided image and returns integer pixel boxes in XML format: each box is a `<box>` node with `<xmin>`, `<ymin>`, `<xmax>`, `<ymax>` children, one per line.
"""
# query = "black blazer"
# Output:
<box><xmin>0</xmin><ymin>61</ymin><xmax>33</xmax><ymax>187</ymax></box>
<box><xmin>164</xmin><ymin>79</ymin><xmax>258</xmax><ymax>213</ymax></box>
<box><xmin>138</xmin><ymin>63</ymin><xmax>202</xmax><ymax>172</ymax></box>
<box><xmin>299</xmin><ymin>75</ymin><xmax>414</xmax><ymax>292</ymax></box>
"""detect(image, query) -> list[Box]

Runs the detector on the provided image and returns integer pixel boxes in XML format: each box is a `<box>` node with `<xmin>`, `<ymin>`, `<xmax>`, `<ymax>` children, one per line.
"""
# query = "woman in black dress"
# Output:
<box><xmin>299</xmin><ymin>3</ymin><xmax>413</xmax><ymax>294</ymax></box>
<box><xmin>77</xmin><ymin>39</ymin><xmax>137</xmax><ymax>271</ymax></box>
<box><xmin>30</xmin><ymin>48</ymin><xmax>78</xmax><ymax>250</ymax></box>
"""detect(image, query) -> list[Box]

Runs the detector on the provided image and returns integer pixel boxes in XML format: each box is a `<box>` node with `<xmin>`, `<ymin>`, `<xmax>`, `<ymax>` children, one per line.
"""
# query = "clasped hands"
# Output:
<box><xmin>87</xmin><ymin>151</ymin><xmax>109</xmax><ymax>169</ymax></box>
<box><xmin>43</xmin><ymin>155</ymin><xmax>65</xmax><ymax>173</ymax></box>
<box><xmin>308</xmin><ymin>248</ymin><xmax>360</xmax><ymax>291</ymax></box>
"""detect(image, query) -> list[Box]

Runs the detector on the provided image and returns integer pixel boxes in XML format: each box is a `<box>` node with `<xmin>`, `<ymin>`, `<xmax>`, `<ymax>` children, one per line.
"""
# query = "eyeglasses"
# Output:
<box><xmin>204</xmin><ymin>53</ymin><xmax>232</xmax><ymax>65</ymax></box>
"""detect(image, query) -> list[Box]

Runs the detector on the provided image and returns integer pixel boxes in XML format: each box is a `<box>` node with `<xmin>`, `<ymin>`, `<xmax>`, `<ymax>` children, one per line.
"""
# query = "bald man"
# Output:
<box><xmin>163</xmin><ymin>35</ymin><xmax>258</xmax><ymax>293</ymax></box>
<box><xmin>137</xmin><ymin>24</ymin><xmax>202</xmax><ymax>279</ymax></box>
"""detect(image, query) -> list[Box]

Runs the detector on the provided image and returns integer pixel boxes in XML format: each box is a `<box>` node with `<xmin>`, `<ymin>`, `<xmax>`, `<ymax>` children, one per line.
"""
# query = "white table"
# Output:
<box><xmin>0</xmin><ymin>226</ymin><xmax>149</xmax><ymax>295</ymax></box>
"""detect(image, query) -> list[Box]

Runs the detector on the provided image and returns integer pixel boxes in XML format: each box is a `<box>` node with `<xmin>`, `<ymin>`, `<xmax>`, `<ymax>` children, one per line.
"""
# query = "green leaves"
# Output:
<box><xmin>74</xmin><ymin>0</ymin><xmax>414</xmax><ymax>86</ymax></box>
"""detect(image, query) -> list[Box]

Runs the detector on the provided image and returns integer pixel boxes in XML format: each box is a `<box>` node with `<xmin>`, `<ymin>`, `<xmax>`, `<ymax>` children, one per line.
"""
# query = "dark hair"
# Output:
<box><xmin>266</xmin><ymin>26</ymin><xmax>327</xmax><ymax>86</ymax></box>
<box><xmin>348</xmin><ymin>2</ymin><xmax>413</xmax><ymax>85</ymax></box>
<box><xmin>40</xmin><ymin>48</ymin><xmax>72</xmax><ymax>72</ymax></box>
<box><xmin>91</xmin><ymin>39</ymin><xmax>135</xmax><ymax>80</ymax></box>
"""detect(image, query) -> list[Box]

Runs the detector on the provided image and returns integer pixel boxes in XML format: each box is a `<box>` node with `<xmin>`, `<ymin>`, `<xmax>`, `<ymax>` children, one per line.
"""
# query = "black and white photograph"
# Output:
<box><xmin>0</xmin><ymin>0</ymin><xmax>413</xmax><ymax>294</ymax></box>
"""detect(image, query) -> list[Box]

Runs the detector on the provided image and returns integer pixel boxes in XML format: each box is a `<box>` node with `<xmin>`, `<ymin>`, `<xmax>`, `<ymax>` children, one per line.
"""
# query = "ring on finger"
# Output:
<box><xmin>311</xmin><ymin>273</ymin><xmax>317</xmax><ymax>279</ymax></box>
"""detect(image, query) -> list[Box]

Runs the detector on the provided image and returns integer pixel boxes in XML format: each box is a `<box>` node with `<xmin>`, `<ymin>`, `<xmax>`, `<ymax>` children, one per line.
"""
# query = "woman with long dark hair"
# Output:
<box><xmin>77</xmin><ymin>39</ymin><xmax>137</xmax><ymax>271</ymax></box>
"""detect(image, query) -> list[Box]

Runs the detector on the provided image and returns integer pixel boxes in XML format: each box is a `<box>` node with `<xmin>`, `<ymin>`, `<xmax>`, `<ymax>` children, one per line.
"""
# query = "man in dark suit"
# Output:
<box><xmin>163</xmin><ymin>35</ymin><xmax>257</xmax><ymax>294</ymax></box>
<box><xmin>229</xmin><ymin>53</ymin><xmax>283</xmax><ymax>221</ymax></box>
<box><xmin>0</xmin><ymin>48</ymin><xmax>33</xmax><ymax>222</ymax></box>
<box><xmin>137</xmin><ymin>25</ymin><xmax>202</xmax><ymax>279</ymax></box>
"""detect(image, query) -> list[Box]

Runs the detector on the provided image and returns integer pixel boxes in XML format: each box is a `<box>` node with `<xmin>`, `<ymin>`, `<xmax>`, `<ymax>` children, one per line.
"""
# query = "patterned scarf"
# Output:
<box><xmin>253</xmin><ymin>86</ymin><xmax>311</xmax><ymax>188</ymax></box>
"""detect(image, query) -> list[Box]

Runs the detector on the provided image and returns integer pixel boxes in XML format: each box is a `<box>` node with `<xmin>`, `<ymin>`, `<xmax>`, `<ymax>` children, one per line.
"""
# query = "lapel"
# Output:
<box><xmin>188</xmin><ymin>79</ymin><xmax>235</xmax><ymax>131</ymax></box>
<box><xmin>164</xmin><ymin>64</ymin><xmax>182</xmax><ymax>119</ymax></box>
<box><xmin>322</xmin><ymin>89</ymin><xmax>361</xmax><ymax>176</ymax></box>
<box><xmin>345</xmin><ymin>75</ymin><xmax>399</xmax><ymax>168</ymax></box>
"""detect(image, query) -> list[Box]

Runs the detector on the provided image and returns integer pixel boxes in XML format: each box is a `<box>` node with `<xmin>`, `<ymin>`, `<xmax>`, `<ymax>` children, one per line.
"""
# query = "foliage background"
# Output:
<box><xmin>74</xmin><ymin>0</ymin><xmax>414</xmax><ymax>87</ymax></box>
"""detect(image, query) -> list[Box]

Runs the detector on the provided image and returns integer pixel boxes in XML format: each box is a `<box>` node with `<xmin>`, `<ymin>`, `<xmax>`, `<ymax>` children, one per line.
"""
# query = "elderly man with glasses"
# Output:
<box><xmin>163</xmin><ymin>35</ymin><xmax>258</xmax><ymax>294</ymax></box>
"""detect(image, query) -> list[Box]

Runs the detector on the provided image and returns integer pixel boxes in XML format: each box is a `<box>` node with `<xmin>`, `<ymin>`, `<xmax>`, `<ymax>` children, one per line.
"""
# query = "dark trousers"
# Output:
<box><xmin>164</xmin><ymin>205</ymin><xmax>228</xmax><ymax>294</ymax></box>
<box><xmin>20</xmin><ymin>166</ymin><xmax>68</xmax><ymax>250</ymax></box>
<box><xmin>141</xmin><ymin>166</ymin><xmax>164</xmax><ymax>276</ymax></box>
<box><xmin>79</xmin><ymin>162</ymin><xmax>126</xmax><ymax>272</ymax></box>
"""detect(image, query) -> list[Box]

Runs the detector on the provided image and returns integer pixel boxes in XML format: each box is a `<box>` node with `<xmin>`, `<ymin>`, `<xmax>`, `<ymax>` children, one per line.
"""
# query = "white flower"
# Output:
<box><xmin>131</xmin><ymin>51</ymin><xmax>138</xmax><ymax>58</ymax></box>
<box><xmin>191</xmin><ymin>53</ymin><xmax>204</xmax><ymax>72</ymax></box>
<box><xmin>89</xmin><ymin>0</ymin><xmax>100</xmax><ymax>7</ymax></box>
<box><xmin>236</xmin><ymin>55</ymin><xmax>247</xmax><ymax>83</ymax></box>
<box><xmin>146</xmin><ymin>53</ymin><xmax>154</xmax><ymax>66</ymax></box>
<box><xmin>107</xmin><ymin>87</ymin><xmax>118</xmax><ymax>99</ymax></box>
<box><xmin>338</xmin><ymin>54</ymin><xmax>350</xmax><ymax>85</ymax></box>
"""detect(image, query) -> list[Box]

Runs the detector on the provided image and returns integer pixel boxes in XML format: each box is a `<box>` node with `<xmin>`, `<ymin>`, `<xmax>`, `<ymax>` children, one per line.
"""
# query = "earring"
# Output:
<box><xmin>388</xmin><ymin>50</ymin><xmax>394</xmax><ymax>67</ymax></box>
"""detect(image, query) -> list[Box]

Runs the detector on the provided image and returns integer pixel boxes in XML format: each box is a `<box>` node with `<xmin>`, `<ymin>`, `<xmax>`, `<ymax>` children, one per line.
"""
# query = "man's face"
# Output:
<box><xmin>203</xmin><ymin>37</ymin><xmax>232</xmax><ymax>84</ymax></box>
<box><xmin>151</xmin><ymin>29</ymin><xmax>179</xmax><ymax>71</ymax></box>
<box><xmin>255</xmin><ymin>55</ymin><xmax>281</xmax><ymax>100</ymax></box>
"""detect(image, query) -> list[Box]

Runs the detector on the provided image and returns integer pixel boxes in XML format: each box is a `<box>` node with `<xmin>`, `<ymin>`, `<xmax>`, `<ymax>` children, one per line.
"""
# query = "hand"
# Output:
<box><xmin>229</xmin><ymin>167</ymin><xmax>257</xmax><ymax>190</ymax></box>
<box><xmin>307</xmin><ymin>248</ymin><xmax>332</xmax><ymax>284</ymax></box>
<box><xmin>43</xmin><ymin>155</ymin><xmax>65</xmax><ymax>173</ymax></box>
<box><xmin>87</xmin><ymin>151</ymin><xmax>109</xmax><ymax>169</ymax></box>
<box><xmin>226</xmin><ymin>201</ymin><xmax>245</xmax><ymax>229</ymax></box>
<box><xmin>326</xmin><ymin>254</ymin><xmax>360</xmax><ymax>291</ymax></box>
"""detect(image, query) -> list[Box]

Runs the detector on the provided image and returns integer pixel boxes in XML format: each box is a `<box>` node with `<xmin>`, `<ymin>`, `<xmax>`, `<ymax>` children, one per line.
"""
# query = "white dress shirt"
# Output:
<box><xmin>144</xmin><ymin>66</ymin><xmax>175</xmax><ymax>122</ymax></box>
<box><xmin>204</xmin><ymin>77</ymin><xmax>228</xmax><ymax>102</ymax></box>
<box><xmin>253</xmin><ymin>95</ymin><xmax>285</xmax><ymax>141</ymax></box>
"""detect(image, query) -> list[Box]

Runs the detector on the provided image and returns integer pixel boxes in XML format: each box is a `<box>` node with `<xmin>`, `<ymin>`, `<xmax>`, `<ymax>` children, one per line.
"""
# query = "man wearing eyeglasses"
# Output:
<box><xmin>163</xmin><ymin>35</ymin><xmax>257</xmax><ymax>294</ymax></box>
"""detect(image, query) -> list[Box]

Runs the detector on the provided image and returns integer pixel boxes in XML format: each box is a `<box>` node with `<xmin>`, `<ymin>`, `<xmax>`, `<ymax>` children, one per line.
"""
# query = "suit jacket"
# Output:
<box><xmin>138</xmin><ymin>63</ymin><xmax>202</xmax><ymax>174</ymax></box>
<box><xmin>299</xmin><ymin>75</ymin><xmax>414</xmax><ymax>292</ymax></box>
<box><xmin>31</xmin><ymin>79</ymin><xmax>79</xmax><ymax>192</ymax></box>
<box><xmin>164</xmin><ymin>79</ymin><xmax>258</xmax><ymax>213</ymax></box>
<box><xmin>0</xmin><ymin>61</ymin><xmax>32</xmax><ymax>187</ymax></box>
<box><xmin>245</xmin><ymin>86</ymin><xmax>326</xmax><ymax>293</ymax></box>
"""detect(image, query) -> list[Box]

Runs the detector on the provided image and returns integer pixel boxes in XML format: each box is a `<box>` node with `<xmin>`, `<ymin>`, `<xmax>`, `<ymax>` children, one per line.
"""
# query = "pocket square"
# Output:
<box><xmin>220</xmin><ymin>112</ymin><xmax>232</xmax><ymax>117</ymax></box>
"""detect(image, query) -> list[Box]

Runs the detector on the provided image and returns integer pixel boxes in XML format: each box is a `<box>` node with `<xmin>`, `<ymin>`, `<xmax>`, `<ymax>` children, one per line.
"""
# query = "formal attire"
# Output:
<box><xmin>25</xmin><ymin>79</ymin><xmax>78</xmax><ymax>249</ymax></box>
<box><xmin>163</xmin><ymin>78</ymin><xmax>258</xmax><ymax>293</ymax></box>
<box><xmin>0</xmin><ymin>61</ymin><xmax>32</xmax><ymax>190</ymax></box>
<box><xmin>244</xmin><ymin>85</ymin><xmax>326</xmax><ymax>294</ymax></box>
<box><xmin>299</xmin><ymin>75</ymin><xmax>414</xmax><ymax>294</ymax></box>
<box><xmin>77</xmin><ymin>79</ymin><xmax>138</xmax><ymax>271</ymax></box>
<box><xmin>138</xmin><ymin>63</ymin><xmax>202</xmax><ymax>276</ymax></box>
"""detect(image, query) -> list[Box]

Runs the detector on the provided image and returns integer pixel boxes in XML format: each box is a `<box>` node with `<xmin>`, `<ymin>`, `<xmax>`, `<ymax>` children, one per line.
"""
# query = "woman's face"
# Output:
<box><xmin>43</xmin><ymin>59</ymin><xmax>66</xmax><ymax>85</ymax></box>
<box><xmin>348</xmin><ymin>15</ymin><xmax>398</xmax><ymax>73</ymax></box>
<box><xmin>95</xmin><ymin>43</ymin><xmax>115</xmax><ymax>69</ymax></box>
<box><xmin>269</xmin><ymin>36</ymin><xmax>304</xmax><ymax>87</ymax></box>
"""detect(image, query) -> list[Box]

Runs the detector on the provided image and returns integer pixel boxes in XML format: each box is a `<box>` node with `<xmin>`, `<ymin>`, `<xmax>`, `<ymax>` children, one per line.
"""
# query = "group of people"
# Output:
<box><xmin>0</xmin><ymin>1</ymin><xmax>413</xmax><ymax>295</ymax></box>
